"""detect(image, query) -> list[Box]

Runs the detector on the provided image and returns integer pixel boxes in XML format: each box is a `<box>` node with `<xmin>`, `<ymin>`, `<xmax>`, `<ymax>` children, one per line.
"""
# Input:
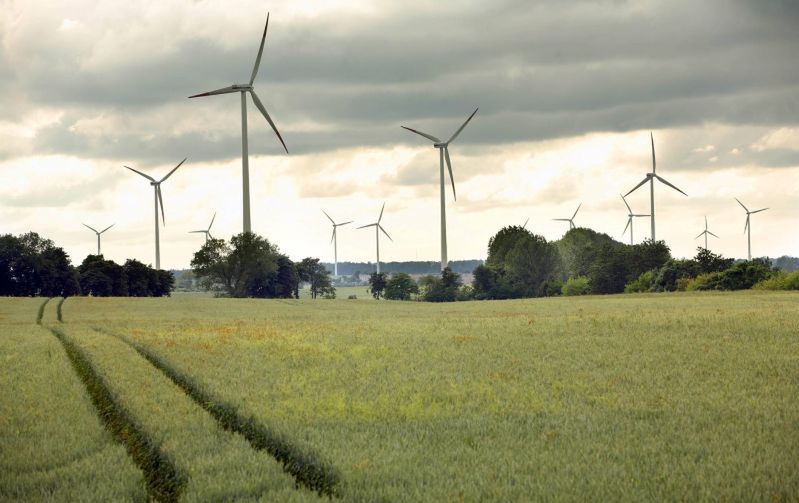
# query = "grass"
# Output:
<box><xmin>0</xmin><ymin>299</ymin><xmax>147</xmax><ymax>502</ymax></box>
<box><xmin>46</xmin><ymin>290</ymin><xmax>799</xmax><ymax>502</ymax></box>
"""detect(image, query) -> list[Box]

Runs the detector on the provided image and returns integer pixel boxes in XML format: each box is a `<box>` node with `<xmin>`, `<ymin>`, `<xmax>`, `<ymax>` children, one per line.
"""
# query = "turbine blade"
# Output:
<box><xmin>123</xmin><ymin>165</ymin><xmax>155</xmax><ymax>182</ymax></box>
<box><xmin>572</xmin><ymin>203</ymin><xmax>582</xmax><ymax>220</ymax></box>
<box><xmin>695</xmin><ymin>231</ymin><xmax>705</xmax><ymax>239</ymax></box>
<box><xmin>750</xmin><ymin>208</ymin><xmax>769</xmax><ymax>214</ymax></box>
<box><xmin>444</xmin><ymin>146</ymin><xmax>456</xmax><ymax>201</ymax></box>
<box><xmin>160</xmin><ymin>158</ymin><xmax>186</xmax><ymax>183</ymax></box>
<box><xmin>633</xmin><ymin>214</ymin><xmax>651</xmax><ymax>217</ymax></box>
<box><xmin>708</xmin><ymin>231</ymin><xmax>720</xmax><ymax>238</ymax></box>
<box><xmin>654</xmin><ymin>175</ymin><xmax>687</xmax><ymax>196</ymax></box>
<box><xmin>379</xmin><ymin>225</ymin><xmax>393</xmax><ymax>242</ymax></box>
<box><xmin>188</xmin><ymin>85</ymin><xmax>238</xmax><ymax>98</ymax></box>
<box><xmin>553</xmin><ymin>218</ymin><xmax>571</xmax><ymax>222</ymax></box>
<box><xmin>401</xmin><ymin>126</ymin><xmax>441</xmax><ymax>143</ymax></box>
<box><xmin>356</xmin><ymin>223</ymin><xmax>376</xmax><ymax>229</ymax></box>
<box><xmin>446</xmin><ymin>107</ymin><xmax>478</xmax><ymax>144</ymax></box>
<box><xmin>330</xmin><ymin>228</ymin><xmax>336</xmax><ymax>244</ymax></box>
<box><xmin>250</xmin><ymin>90</ymin><xmax>288</xmax><ymax>154</ymax></box>
<box><xmin>339</xmin><ymin>221</ymin><xmax>353</xmax><ymax>226</ymax></box>
<box><xmin>523</xmin><ymin>218</ymin><xmax>529</xmax><ymax>228</ymax></box>
<box><xmin>100</xmin><ymin>224</ymin><xmax>115</xmax><ymax>234</ymax></box>
<box><xmin>623</xmin><ymin>217</ymin><xmax>631</xmax><ymax>236</ymax></box>
<box><xmin>249</xmin><ymin>13</ymin><xmax>269</xmax><ymax>86</ymax></box>
<box><xmin>208</xmin><ymin>212</ymin><xmax>216</xmax><ymax>230</ymax></box>
<box><xmin>650</xmin><ymin>132</ymin><xmax>656</xmax><ymax>173</ymax></box>
<box><xmin>735</xmin><ymin>198</ymin><xmax>749</xmax><ymax>212</ymax></box>
<box><xmin>620</xmin><ymin>193</ymin><xmax>631</xmax><ymax>213</ymax></box>
<box><xmin>744</xmin><ymin>215</ymin><xmax>749</xmax><ymax>233</ymax></box>
<box><xmin>322</xmin><ymin>209</ymin><xmax>335</xmax><ymax>224</ymax></box>
<box><xmin>83</xmin><ymin>223</ymin><xmax>99</xmax><ymax>233</ymax></box>
<box><xmin>378</xmin><ymin>202</ymin><xmax>385</xmax><ymax>223</ymax></box>
<box><xmin>189</xmin><ymin>230</ymin><xmax>206</xmax><ymax>234</ymax></box>
<box><xmin>157</xmin><ymin>186</ymin><xmax>165</xmax><ymax>226</ymax></box>
<box><xmin>624</xmin><ymin>177</ymin><xmax>649</xmax><ymax>197</ymax></box>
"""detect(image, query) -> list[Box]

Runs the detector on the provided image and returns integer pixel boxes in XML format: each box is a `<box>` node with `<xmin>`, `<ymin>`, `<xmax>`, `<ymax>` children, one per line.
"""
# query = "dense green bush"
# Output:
<box><xmin>384</xmin><ymin>272</ymin><xmax>419</xmax><ymax>300</ymax></box>
<box><xmin>562</xmin><ymin>276</ymin><xmax>591</xmax><ymax>296</ymax></box>
<box><xmin>624</xmin><ymin>270</ymin><xmax>655</xmax><ymax>293</ymax></box>
<box><xmin>422</xmin><ymin>267</ymin><xmax>462</xmax><ymax>302</ymax></box>
<box><xmin>687</xmin><ymin>259</ymin><xmax>775</xmax><ymax>291</ymax></box>
<box><xmin>752</xmin><ymin>271</ymin><xmax>799</xmax><ymax>290</ymax></box>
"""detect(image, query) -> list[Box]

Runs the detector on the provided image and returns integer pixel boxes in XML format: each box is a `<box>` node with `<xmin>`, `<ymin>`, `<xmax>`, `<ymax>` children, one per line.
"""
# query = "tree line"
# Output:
<box><xmin>0</xmin><ymin>232</ymin><xmax>173</xmax><ymax>297</ymax></box>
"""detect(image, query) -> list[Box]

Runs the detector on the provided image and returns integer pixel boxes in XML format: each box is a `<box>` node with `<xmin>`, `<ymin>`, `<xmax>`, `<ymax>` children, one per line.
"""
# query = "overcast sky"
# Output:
<box><xmin>1</xmin><ymin>0</ymin><xmax>797</xmax><ymax>269</ymax></box>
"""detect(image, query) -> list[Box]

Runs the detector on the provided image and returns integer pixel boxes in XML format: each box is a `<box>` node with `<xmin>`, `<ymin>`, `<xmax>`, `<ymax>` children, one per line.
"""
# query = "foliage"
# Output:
<box><xmin>383</xmin><ymin>272</ymin><xmax>419</xmax><ymax>300</ymax></box>
<box><xmin>0</xmin><ymin>232</ymin><xmax>80</xmax><ymax>297</ymax></box>
<box><xmin>694</xmin><ymin>247</ymin><xmax>734</xmax><ymax>275</ymax></box>
<box><xmin>561</xmin><ymin>276</ymin><xmax>591</xmax><ymax>296</ymax></box>
<box><xmin>752</xmin><ymin>271</ymin><xmax>799</xmax><ymax>291</ymax></box>
<box><xmin>687</xmin><ymin>259</ymin><xmax>776</xmax><ymax>291</ymax></box>
<box><xmin>650</xmin><ymin>259</ymin><xmax>701</xmax><ymax>292</ymax></box>
<box><xmin>421</xmin><ymin>267</ymin><xmax>463</xmax><ymax>302</ymax></box>
<box><xmin>191</xmin><ymin>232</ymin><xmax>303</xmax><ymax>299</ymax></box>
<box><xmin>79</xmin><ymin>255</ymin><xmax>128</xmax><ymax>297</ymax></box>
<box><xmin>624</xmin><ymin>270</ymin><xmax>655</xmax><ymax>293</ymax></box>
<box><xmin>367</xmin><ymin>272</ymin><xmax>387</xmax><ymax>299</ymax></box>
<box><xmin>297</xmin><ymin>258</ymin><xmax>335</xmax><ymax>299</ymax></box>
<box><xmin>555</xmin><ymin>228</ymin><xmax>622</xmax><ymax>280</ymax></box>
<box><xmin>771</xmin><ymin>255</ymin><xmax>799</xmax><ymax>273</ymax></box>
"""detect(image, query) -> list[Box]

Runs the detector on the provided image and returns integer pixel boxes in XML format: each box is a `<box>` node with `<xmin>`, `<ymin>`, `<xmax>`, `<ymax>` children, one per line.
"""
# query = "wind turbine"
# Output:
<box><xmin>624</xmin><ymin>132</ymin><xmax>687</xmax><ymax>241</ymax></box>
<box><xmin>323</xmin><ymin>210</ymin><xmax>353</xmax><ymax>277</ymax></box>
<box><xmin>553</xmin><ymin>203</ymin><xmax>582</xmax><ymax>231</ymax></box>
<box><xmin>620</xmin><ymin>194</ymin><xmax>650</xmax><ymax>245</ymax></box>
<box><xmin>189</xmin><ymin>13</ymin><xmax>287</xmax><ymax>234</ymax></box>
<box><xmin>522</xmin><ymin>218</ymin><xmax>530</xmax><ymax>229</ymax></box>
<box><xmin>124</xmin><ymin>158</ymin><xmax>186</xmax><ymax>270</ymax></box>
<box><xmin>190</xmin><ymin>212</ymin><xmax>216</xmax><ymax>243</ymax></box>
<box><xmin>735</xmin><ymin>198</ymin><xmax>768</xmax><ymax>260</ymax></box>
<box><xmin>402</xmin><ymin>108</ymin><xmax>478</xmax><ymax>271</ymax></box>
<box><xmin>82</xmin><ymin>223</ymin><xmax>114</xmax><ymax>255</ymax></box>
<box><xmin>357</xmin><ymin>203</ymin><xmax>392</xmax><ymax>274</ymax></box>
<box><xmin>695</xmin><ymin>216</ymin><xmax>719</xmax><ymax>251</ymax></box>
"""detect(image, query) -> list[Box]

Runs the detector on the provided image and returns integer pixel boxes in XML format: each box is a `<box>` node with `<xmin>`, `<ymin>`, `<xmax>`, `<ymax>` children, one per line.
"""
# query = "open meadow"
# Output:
<box><xmin>2</xmin><ymin>291</ymin><xmax>798</xmax><ymax>501</ymax></box>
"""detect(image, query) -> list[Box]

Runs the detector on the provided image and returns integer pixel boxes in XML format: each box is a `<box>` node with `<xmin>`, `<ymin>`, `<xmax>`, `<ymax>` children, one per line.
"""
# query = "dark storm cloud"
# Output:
<box><xmin>3</xmin><ymin>0</ymin><xmax>798</xmax><ymax>165</ymax></box>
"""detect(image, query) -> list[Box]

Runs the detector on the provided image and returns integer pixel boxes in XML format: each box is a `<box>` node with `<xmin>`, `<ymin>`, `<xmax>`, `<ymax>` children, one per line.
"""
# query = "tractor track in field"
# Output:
<box><xmin>56</xmin><ymin>297</ymin><xmax>66</xmax><ymax>322</ymax></box>
<box><xmin>36</xmin><ymin>298</ymin><xmax>51</xmax><ymax>324</ymax></box>
<box><xmin>95</xmin><ymin>326</ymin><xmax>341</xmax><ymax>498</ymax></box>
<box><xmin>45</xmin><ymin>325</ymin><xmax>186</xmax><ymax>502</ymax></box>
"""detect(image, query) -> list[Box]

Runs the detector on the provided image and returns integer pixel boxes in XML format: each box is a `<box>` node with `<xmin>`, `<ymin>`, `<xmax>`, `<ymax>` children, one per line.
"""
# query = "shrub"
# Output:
<box><xmin>753</xmin><ymin>271</ymin><xmax>799</xmax><ymax>290</ymax></box>
<box><xmin>685</xmin><ymin>273</ymin><xmax>720</xmax><ymax>291</ymax></box>
<box><xmin>384</xmin><ymin>272</ymin><xmax>419</xmax><ymax>301</ymax></box>
<box><xmin>624</xmin><ymin>270</ymin><xmax>654</xmax><ymax>293</ymax></box>
<box><xmin>562</xmin><ymin>276</ymin><xmax>590</xmax><ymax>296</ymax></box>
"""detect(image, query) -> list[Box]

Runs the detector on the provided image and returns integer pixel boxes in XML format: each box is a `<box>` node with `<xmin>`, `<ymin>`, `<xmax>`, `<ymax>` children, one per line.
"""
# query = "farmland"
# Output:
<box><xmin>2</xmin><ymin>292</ymin><xmax>798</xmax><ymax>501</ymax></box>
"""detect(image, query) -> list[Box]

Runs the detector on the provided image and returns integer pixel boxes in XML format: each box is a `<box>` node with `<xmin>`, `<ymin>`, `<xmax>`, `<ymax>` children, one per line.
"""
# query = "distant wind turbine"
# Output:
<box><xmin>522</xmin><ymin>217</ymin><xmax>530</xmax><ymax>229</ymax></box>
<box><xmin>402</xmin><ymin>108</ymin><xmax>478</xmax><ymax>271</ymax></box>
<box><xmin>624</xmin><ymin>132</ymin><xmax>687</xmax><ymax>241</ymax></box>
<box><xmin>735</xmin><ymin>198</ymin><xmax>768</xmax><ymax>260</ymax></box>
<box><xmin>189</xmin><ymin>13</ymin><xmax>287</xmax><ymax>234</ymax></box>
<box><xmin>82</xmin><ymin>223</ymin><xmax>114</xmax><ymax>255</ymax></box>
<box><xmin>620</xmin><ymin>194</ymin><xmax>650</xmax><ymax>245</ymax></box>
<box><xmin>357</xmin><ymin>203</ymin><xmax>392</xmax><ymax>274</ymax></box>
<box><xmin>553</xmin><ymin>203</ymin><xmax>582</xmax><ymax>230</ymax></box>
<box><xmin>190</xmin><ymin>212</ymin><xmax>216</xmax><ymax>243</ymax></box>
<box><xmin>323</xmin><ymin>210</ymin><xmax>353</xmax><ymax>276</ymax></box>
<box><xmin>695</xmin><ymin>216</ymin><xmax>719</xmax><ymax>251</ymax></box>
<box><xmin>124</xmin><ymin>158</ymin><xmax>186</xmax><ymax>270</ymax></box>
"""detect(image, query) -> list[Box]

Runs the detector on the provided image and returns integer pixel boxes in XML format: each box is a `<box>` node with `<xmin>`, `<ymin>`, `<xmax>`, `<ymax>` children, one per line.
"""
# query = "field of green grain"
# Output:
<box><xmin>2</xmin><ymin>291</ymin><xmax>798</xmax><ymax>501</ymax></box>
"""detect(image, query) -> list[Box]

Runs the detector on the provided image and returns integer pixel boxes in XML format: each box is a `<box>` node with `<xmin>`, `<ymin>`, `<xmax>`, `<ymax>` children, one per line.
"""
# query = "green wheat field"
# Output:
<box><xmin>2</xmin><ymin>291</ymin><xmax>798</xmax><ymax>502</ymax></box>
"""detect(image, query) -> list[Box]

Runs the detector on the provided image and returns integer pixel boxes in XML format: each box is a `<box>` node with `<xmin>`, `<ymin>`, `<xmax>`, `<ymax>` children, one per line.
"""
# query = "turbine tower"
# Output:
<box><xmin>736</xmin><ymin>198</ymin><xmax>768</xmax><ymax>260</ymax></box>
<box><xmin>695</xmin><ymin>216</ymin><xmax>719</xmax><ymax>251</ymax></box>
<box><xmin>402</xmin><ymin>108</ymin><xmax>478</xmax><ymax>271</ymax></box>
<box><xmin>624</xmin><ymin>132</ymin><xmax>687</xmax><ymax>241</ymax></box>
<box><xmin>124</xmin><ymin>158</ymin><xmax>186</xmax><ymax>270</ymax></box>
<box><xmin>620</xmin><ymin>194</ymin><xmax>650</xmax><ymax>245</ymax></box>
<box><xmin>357</xmin><ymin>203</ymin><xmax>392</xmax><ymax>274</ymax></box>
<box><xmin>82</xmin><ymin>223</ymin><xmax>114</xmax><ymax>255</ymax></box>
<box><xmin>189</xmin><ymin>14</ymin><xmax>287</xmax><ymax>234</ymax></box>
<box><xmin>190</xmin><ymin>212</ymin><xmax>216</xmax><ymax>243</ymax></box>
<box><xmin>323</xmin><ymin>210</ymin><xmax>353</xmax><ymax>276</ymax></box>
<box><xmin>553</xmin><ymin>203</ymin><xmax>582</xmax><ymax>230</ymax></box>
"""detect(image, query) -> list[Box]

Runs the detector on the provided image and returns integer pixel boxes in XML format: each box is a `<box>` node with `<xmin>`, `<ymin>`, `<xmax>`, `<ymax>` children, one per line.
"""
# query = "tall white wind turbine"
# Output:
<box><xmin>553</xmin><ymin>203</ymin><xmax>582</xmax><ymax>231</ymax></box>
<box><xmin>695</xmin><ymin>216</ymin><xmax>719</xmax><ymax>251</ymax></box>
<box><xmin>82</xmin><ymin>223</ymin><xmax>114</xmax><ymax>255</ymax></box>
<box><xmin>620</xmin><ymin>194</ymin><xmax>650</xmax><ymax>245</ymax></box>
<box><xmin>189</xmin><ymin>13</ymin><xmax>288</xmax><ymax>234</ymax></box>
<box><xmin>735</xmin><ymin>198</ymin><xmax>768</xmax><ymax>260</ymax></box>
<box><xmin>323</xmin><ymin>210</ymin><xmax>353</xmax><ymax>277</ymax></box>
<box><xmin>124</xmin><ymin>158</ymin><xmax>186</xmax><ymax>270</ymax></box>
<box><xmin>402</xmin><ymin>108</ymin><xmax>478</xmax><ymax>271</ymax></box>
<box><xmin>624</xmin><ymin>132</ymin><xmax>687</xmax><ymax>241</ymax></box>
<box><xmin>190</xmin><ymin>212</ymin><xmax>216</xmax><ymax>243</ymax></box>
<box><xmin>357</xmin><ymin>203</ymin><xmax>392</xmax><ymax>274</ymax></box>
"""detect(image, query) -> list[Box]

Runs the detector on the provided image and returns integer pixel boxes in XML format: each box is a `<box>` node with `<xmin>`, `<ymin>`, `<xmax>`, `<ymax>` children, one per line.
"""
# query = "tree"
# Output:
<box><xmin>587</xmin><ymin>243</ymin><xmax>629</xmax><ymax>294</ymax></box>
<box><xmin>694</xmin><ymin>247</ymin><xmax>733</xmax><ymax>275</ymax></box>
<box><xmin>422</xmin><ymin>267</ymin><xmax>462</xmax><ymax>302</ymax></box>
<box><xmin>504</xmin><ymin>234</ymin><xmax>562</xmax><ymax>297</ymax></box>
<box><xmin>297</xmin><ymin>258</ymin><xmax>335</xmax><ymax>299</ymax></box>
<box><xmin>384</xmin><ymin>272</ymin><xmax>419</xmax><ymax>300</ymax></box>
<box><xmin>368</xmin><ymin>272</ymin><xmax>388</xmax><ymax>299</ymax></box>
<box><xmin>124</xmin><ymin>259</ymin><xmax>154</xmax><ymax>296</ymax></box>
<box><xmin>274</xmin><ymin>255</ymin><xmax>298</xmax><ymax>299</ymax></box>
<box><xmin>191</xmin><ymin>233</ymin><xmax>282</xmax><ymax>298</ymax></box>
<box><xmin>79</xmin><ymin>255</ymin><xmax>127</xmax><ymax>297</ymax></box>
